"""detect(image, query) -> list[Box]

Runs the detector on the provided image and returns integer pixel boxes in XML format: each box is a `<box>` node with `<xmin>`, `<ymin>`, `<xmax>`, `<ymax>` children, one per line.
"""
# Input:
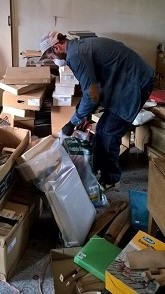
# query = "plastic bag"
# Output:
<box><xmin>132</xmin><ymin>109</ymin><xmax>155</xmax><ymax>126</ymax></box>
<box><xmin>17</xmin><ymin>139</ymin><xmax>96</xmax><ymax>247</ymax></box>
<box><xmin>129</xmin><ymin>190</ymin><xmax>149</xmax><ymax>231</ymax></box>
<box><xmin>63</xmin><ymin>137</ymin><xmax>108</xmax><ymax>207</ymax></box>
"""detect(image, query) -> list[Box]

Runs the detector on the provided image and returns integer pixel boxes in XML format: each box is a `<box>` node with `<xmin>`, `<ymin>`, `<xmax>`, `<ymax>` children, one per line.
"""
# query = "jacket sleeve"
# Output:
<box><xmin>67</xmin><ymin>53</ymin><xmax>100</xmax><ymax>126</ymax></box>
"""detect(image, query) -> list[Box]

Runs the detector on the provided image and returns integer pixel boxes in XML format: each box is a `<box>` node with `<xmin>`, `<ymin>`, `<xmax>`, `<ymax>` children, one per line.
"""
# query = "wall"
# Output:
<box><xmin>15</xmin><ymin>0</ymin><xmax>165</xmax><ymax>68</ymax></box>
<box><xmin>0</xmin><ymin>0</ymin><xmax>12</xmax><ymax>104</ymax></box>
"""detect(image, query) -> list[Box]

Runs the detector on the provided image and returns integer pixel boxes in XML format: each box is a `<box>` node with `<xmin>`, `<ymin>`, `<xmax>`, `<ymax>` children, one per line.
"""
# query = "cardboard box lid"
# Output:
<box><xmin>4</xmin><ymin>67</ymin><xmax>51</xmax><ymax>85</ymax></box>
<box><xmin>50</xmin><ymin>247</ymin><xmax>81</xmax><ymax>294</ymax></box>
<box><xmin>0</xmin><ymin>201</ymin><xmax>29</xmax><ymax>247</ymax></box>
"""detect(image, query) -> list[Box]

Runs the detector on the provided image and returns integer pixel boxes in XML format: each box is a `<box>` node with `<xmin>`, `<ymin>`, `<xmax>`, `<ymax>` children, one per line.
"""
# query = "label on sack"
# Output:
<box><xmin>28</xmin><ymin>99</ymin><xmax>40</xmax><ymax>106</ymax></box>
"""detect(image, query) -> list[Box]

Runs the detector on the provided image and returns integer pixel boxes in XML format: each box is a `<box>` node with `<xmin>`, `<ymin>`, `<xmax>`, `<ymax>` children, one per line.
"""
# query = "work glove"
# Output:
<box><xmin>62</xmin><ymin>121</ymin><xmax>75</xmax><ymax>136</ymax></box>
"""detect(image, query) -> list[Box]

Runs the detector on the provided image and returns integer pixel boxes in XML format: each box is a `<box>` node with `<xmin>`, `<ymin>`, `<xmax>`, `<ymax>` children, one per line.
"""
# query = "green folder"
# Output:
<box><xmin>74</xmin><ymin>235</ymin><xmax>121</xmax><ymax>282</ymax></box>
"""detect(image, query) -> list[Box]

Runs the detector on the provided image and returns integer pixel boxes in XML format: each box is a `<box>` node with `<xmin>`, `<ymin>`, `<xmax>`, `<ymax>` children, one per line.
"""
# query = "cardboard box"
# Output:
<box><xmin>0</xmin><ymin>127</ymin><xmax>30</xmax><ymax>202</ymax></box>
<box><xmin>18</xmin><ymin>135</ymin><xmax>54</xmax><ymax>163</ymax></box>
<box><xmin>20</xmin><ymin>50</ymin><xmax>42</xmax><ymax>58</ymax></box>
<box><xmin>151</xmin><ymin>117</ymin><xmax>165</xmax><ymax>129</ymax></box>
<box><xmin>156</xmin><ymin>53</ymin><xmax>165</xmax><ymax>76</ymax></box>
<box><xmin>0</xmin><ymin>112</ymin><xmax>35</xmax><ymax>132</ymax></box>
<box><xmin>50</xmin><ymin>247</ymin><xmax>81</xmax><ymax>294</ymax></box>
<box><xmin>3</xmin><ymin>87</ymin><xmax>46</xmax><ymax>111</ymax></box>
<box><xmin>52</xmin><ymin>95</ymin><xmax>73</xmax><ymax>106</ymax></box>
<box><xmin>59</xmin><ymin>66</ymin><xmax>79</xmax><ymax>85</ymax></box>
<box><xmin>51</xmin><ymin>98</ymin><xmax>80</xmax><ymax>136</ymax></box>
<box><xmin>150</xmin><ymin>105</ymin><xmax>165</xmax><ymax>120</ymax></box>
<box><xmin>8</xmin><ymin>181</ymin><xmax>43</xmax><ymax>227</ymax></box>
<box><xmin>134</xmin><ymin>125</ymin><xmax>150</xmax><ymax>151</ymax></box>
<box><xmin>0</xmin><ymin>79</ymin><xmax>43</xmax><ymax>95</ymax></box>
<box><xmin>150</xmin><ymin>126</ymin><xmax>165</xmax><ymax>154</ymax></box>
<box><xmin>54</xmin><ymin>77</ymin><xmax>75</xmax><ymax>96</ymax></box>
<box><xmin>147</xmin><ymin>145</ymin><xmax>165</xmax><ymax>159</ymax></box>
<box><xmin>51</xmin><ymin>247</ymin><xmax>104</xmax><ymax>294</ymax></box>
<box><xmin>14</xmin><ymin>118</ymin><xmax>35</xmax><ymax>132</ymax></box>
<box><xmin>2</xmin><ymin>107</ymin><xmax>34</xmax><ymax>118</ymax></box>
<box><xmin>148</xmin><ymin>159</ymin><xmax>165</xmax><ymax>236</ymax></box>
<box><xmin>0</xmin><ymin>167</ymin><xmax>18</xmax><ymax>210</ymax></box>
<box><xmin>16</xmin><ymin>135</ymin><xmax>55</xmax><ymax>180</ymax></box>
<box><xmin>0</xmin><ymin>201</ymin><xmax>29</xmax><ymax>277</ymax></box>
<box><xmin>105</xmin><ymin>230</ymin><xmax>165</xmax><ymax>294</ymax></box>
<box><xmin>4</xmin><ymin>66</ymin><xmax>51</xmax><ymax>85</ymax></box>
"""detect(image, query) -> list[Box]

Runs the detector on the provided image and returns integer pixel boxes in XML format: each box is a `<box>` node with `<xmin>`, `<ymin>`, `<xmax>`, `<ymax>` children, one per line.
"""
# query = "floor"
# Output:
<box><xmin>0</xmin><ymin>147</ymin><xmax>163</xmax><ymax>293</ymax></box>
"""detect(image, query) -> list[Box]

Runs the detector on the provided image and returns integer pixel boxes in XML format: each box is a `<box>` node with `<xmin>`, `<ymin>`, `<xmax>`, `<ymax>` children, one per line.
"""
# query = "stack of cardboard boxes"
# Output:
<box><xmin>0</xmin><ymin>66</ymin><xmax>51</xmax><ymax>134</ymax></box>
<box><xmin>51</xmin><ymin>65</ymin><xmax>81</xmax><ymax>137</ymax></box>
<box><xmin>0</xmin><ymin>125</ymin><xmax>44</xmax><ymax>278</ymax></box>
<box><xmin>0</xmin><ymin>126</ymin><xmax>28</xmax><ymax>277</ymax></box>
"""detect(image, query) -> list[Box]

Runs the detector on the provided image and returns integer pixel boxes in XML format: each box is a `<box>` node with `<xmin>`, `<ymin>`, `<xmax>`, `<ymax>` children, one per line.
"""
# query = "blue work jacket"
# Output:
<box><xmin>66</xmin><ymin>37</ymin><xmax>154</xmax><ymax>125</ymax></box>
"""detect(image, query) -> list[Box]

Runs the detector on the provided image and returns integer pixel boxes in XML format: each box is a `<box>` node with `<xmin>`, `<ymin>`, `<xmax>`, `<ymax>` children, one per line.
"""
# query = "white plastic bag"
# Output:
<box><xmin>132</xmin><ymin>109</ymin><xmax>155</xmax><ymax>126</ymax></box>
<box><xmin>17</xmin><ymin>139</ymin><xmax>96</xmax><ymax>247</ymax></box>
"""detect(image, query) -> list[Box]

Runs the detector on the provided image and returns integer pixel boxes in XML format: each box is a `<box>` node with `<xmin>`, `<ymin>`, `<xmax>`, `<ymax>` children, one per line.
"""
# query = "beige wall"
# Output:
<box><xmin>15</xmin><ymin>0</ymin><xmax>165</xmax><ymax>68</ymax></box>
<box><xmin>0</xmin><ymin>0</ymin><xmax>12</xmax><ymax>104</ymax></box>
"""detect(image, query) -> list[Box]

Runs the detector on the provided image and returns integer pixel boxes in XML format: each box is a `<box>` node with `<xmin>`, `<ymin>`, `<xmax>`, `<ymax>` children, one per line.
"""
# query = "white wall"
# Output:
<box><xmin>14</xmin><ymin>0</ymin><xmax>165</xmax><ymax>68</ymax></box>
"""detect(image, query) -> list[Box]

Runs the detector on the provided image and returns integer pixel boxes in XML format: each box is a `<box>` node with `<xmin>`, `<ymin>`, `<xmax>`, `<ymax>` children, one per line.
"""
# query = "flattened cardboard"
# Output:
<box><xmin>4</xmin><ymin>66</ymin><xmax>51</xmax><ymax>85</ymax></box>
<box><xmin>0</xmin><ymin>201</ymin><xmax>29</xmax><ymax>277</ymax></box>
<box><xmin>0</xmin><ymin>79</ymin><xmax>43</xmax><ymax>95</ymax></box>
<box><xmin>3</xmin><ymin>87</ymin><xmax>46</xmax><ymax>111</ymax></box>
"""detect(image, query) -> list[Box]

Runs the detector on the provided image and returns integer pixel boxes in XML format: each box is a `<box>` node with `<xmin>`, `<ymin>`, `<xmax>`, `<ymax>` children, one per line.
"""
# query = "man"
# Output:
<box><xmin>40</xmin><ymin>31</ymin><xmax>154</xmax><ymax>190</ymax></box>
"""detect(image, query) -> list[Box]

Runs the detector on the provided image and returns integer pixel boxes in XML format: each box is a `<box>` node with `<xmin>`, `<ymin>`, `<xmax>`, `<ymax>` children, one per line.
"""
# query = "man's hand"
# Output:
<box><xmin>62</xmin><ymin>121</ymin><xmax>75</xmax><ymax>136</ymax></box>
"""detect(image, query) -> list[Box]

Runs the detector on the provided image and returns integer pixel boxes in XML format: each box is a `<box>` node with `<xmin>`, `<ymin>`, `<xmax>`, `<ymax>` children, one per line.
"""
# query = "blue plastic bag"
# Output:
<box><xmin>129</xmin><ymin>190</ymin><xmax>149</xmax><ymax>231</ymax></box>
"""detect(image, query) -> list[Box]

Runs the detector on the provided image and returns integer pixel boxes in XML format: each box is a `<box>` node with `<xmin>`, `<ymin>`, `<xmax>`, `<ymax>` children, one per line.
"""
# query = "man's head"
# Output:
<box><xmin>39</xmin><ymin>31</ymin><xmax>67</xmax><ymax>60</ymax></box>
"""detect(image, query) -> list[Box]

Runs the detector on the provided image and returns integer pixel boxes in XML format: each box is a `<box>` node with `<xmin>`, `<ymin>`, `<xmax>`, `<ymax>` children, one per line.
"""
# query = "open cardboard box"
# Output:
<box><xmin>0</xmin><ymin>201</ymin><xmax>29</xmax><ymax>277</ymax></box>
<box><xmin>50</xmin><ymin>247</ymin><xmax>81</xmax><ymax>294</ymax></box>
<box><xmin>50</xmin><ymin>247</ymin><xmax>103</xmax><ymax>294</ymax></box>
<box><xmin>0</xmin><ymin>127</ymin><xmax>30</xmax><ymax>204</ymax></box>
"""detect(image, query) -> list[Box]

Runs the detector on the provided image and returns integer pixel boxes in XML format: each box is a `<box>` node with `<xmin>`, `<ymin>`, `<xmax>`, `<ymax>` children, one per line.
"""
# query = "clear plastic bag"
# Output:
<box><xmin>17</xmin><ymin>140</ymin><xmax>96</xmax><ymax>246</ymax></box>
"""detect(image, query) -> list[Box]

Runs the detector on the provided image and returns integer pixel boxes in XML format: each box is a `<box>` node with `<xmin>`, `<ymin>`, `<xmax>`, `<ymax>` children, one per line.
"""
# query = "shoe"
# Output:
<box><xmin>99</xmin><ymin>180</ymin><xmax>120</xmax><ymax>192</ymax></box>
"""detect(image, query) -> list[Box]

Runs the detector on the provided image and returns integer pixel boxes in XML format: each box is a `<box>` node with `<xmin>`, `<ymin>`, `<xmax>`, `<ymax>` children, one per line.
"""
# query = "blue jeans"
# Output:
<box><xmin>93</xmin><ymin>79</ymin><xmax>153</xmax><ymax>184</ymax></box>
<box><xmin>93</xmin><ymin>111</ymin><xmax>131</xmax><ymax>184</ymax></box>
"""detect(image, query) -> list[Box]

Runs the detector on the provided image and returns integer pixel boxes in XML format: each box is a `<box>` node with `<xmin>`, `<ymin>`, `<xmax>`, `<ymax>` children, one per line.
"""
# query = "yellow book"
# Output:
<box><xmin>105</xmin><ymin>230</ymin><xmax>165</xmax><ymax>294</ymax></box>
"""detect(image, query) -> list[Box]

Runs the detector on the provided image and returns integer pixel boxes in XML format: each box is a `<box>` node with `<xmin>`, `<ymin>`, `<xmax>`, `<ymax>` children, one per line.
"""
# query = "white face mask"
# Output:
<box><xmin>53</xmin><ymin>58</ymin><xmax>67</xmax><ymax>67</ymax></box>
